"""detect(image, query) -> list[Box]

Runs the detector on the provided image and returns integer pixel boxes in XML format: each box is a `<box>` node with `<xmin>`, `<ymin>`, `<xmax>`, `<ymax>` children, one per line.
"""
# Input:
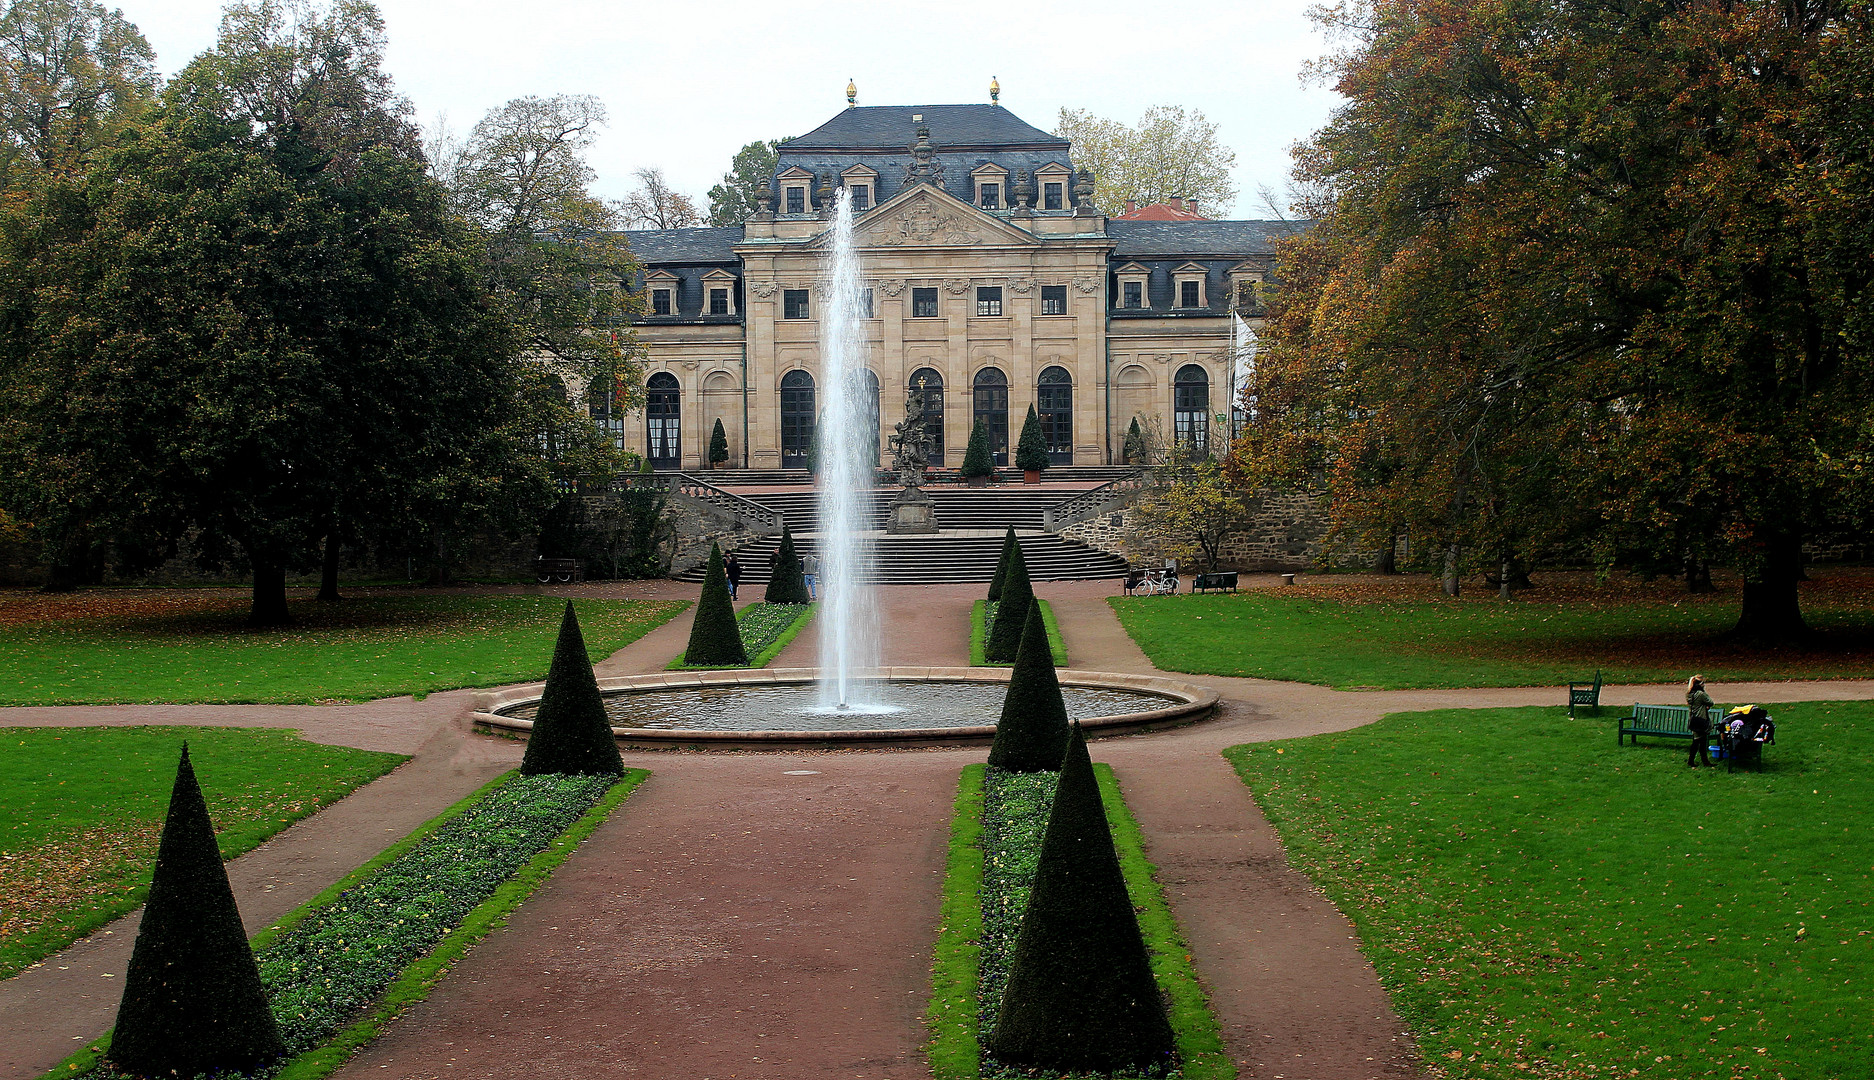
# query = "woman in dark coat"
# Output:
<box><xmin>1685</xmin><ymin>674</ymin><xmax>1714</xmax><ymax>767</ymax></box>
<box><xmin>724</xmin><ymin>553</ymin><xmax>742</xmax><ymax>601</ymax></box>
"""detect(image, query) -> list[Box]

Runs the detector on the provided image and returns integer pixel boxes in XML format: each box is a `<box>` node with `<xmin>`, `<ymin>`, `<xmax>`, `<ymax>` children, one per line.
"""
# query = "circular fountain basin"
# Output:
<box><xmin>471</xmin><ymin>667</ymin><xmax>1219</xmax><ymax>749</ymax></box>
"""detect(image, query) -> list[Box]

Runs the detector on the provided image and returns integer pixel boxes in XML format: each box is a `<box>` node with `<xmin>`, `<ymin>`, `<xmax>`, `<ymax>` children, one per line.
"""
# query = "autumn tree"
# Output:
<box><xmin>706</xmin><ymin>138</ymin><xmax>784</xmax><ymax>226</ymax></box>
<box><xmin>1053</xmin><ymin>105</ymin><xmax>1237</xmax><ymax>215</ymax></box>
<box><xmin>1132</xmin><ymin>453</ymin><xmax>1244</xmax><ymax>572</ymax></box>
<box><xmin>620</xmin><ymin>165</ymin><xmax>701</xmax><ymax>229</ymax></box>
<box><xmin>1247</xmin><ymin>0</ymin><xmax>1874</xmax><ymax>636</ymax></box>
<box><xmin>0</xmin><ymin>0</ymin><xmax>156</xmax><ymax>185</ymax></box>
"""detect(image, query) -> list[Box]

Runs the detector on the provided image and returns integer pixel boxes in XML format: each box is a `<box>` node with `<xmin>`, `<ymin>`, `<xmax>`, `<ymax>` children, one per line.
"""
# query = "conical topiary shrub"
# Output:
<box><xmin>684</xmin><ymin>543</ymin><xmax>749</xmax><ymax>667</ymax></box>
<box><xmin>987</xmin><ymin>526</ymin><xmax>1018</xmax><ymax>602</ymax></box>
<box><xmin>1016</xmin><ymin>403</ymin><xmax>1049</xmax><ymax>474</ymax></box>
<box><xmin>519</xmin><ymin>601</ymin><xmax>624</xmax><ymax>776</ymax></box>
<box><xmin>765</xmin><ymin>524</ymin><xmax>811</xmax><ymax>604</ymax></box>
<box><xmin>986</xmin><ymin>723</ymin><xmax>1176</xmax><ymax>1073</ymax></box>
<box><xmin>111</xmin><ymin>746</ymin><xmax>284</xmax><ymax>1078</ymax></box>
<box><xmin>960</xmin><ymin>419</ymin><xmax>994</xmax><ymax>479</ymax></box>
<box><xmin>709</xmin><ymin>418</ymin><xmax>730</xmax><ymax>466</ymax></box>
<box><xmin>1123</xmin><ymin>416</ymin><xmax>1145</xmax><ymax>465</ymax></box>
<box><xmin>986</xmin><ymin>602</ymin><xmax>1071</xmax><ymax>772</ymax></box>
<box><xmin>984</xmin><ymin>538</ymin><xmax>1034</xmax><ymax>662</ymax></box>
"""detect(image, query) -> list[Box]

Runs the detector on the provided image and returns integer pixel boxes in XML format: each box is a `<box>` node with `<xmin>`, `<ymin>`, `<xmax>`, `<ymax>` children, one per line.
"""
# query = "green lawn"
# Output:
<box><xmin>668</xmin><ymin>602</ymin><xmax>816</xmax><ymax>670</ymax></box>
<box><xmin>1227</xmin><ymin>701</ymin><xmax>1874</xmax><ymax>1079</ymax></box>
<box><xmin>0</xmin><ymin>726</ymin><xmax>405</xmax><ymax>980</ymax></box>
<box><xmin>970</xmin><ymin>599</ymin><xmax>1069</xmax><ymax>668</ymax></box>
<box><xmin>0</xmin><ymin>594</ymin><xmax>686</xmax><ymax>705</ymax></box>
<box><xmin>1112</xmin><ymin>590</ymin><xmax>1874</xmax><ymax>689</ymax></box>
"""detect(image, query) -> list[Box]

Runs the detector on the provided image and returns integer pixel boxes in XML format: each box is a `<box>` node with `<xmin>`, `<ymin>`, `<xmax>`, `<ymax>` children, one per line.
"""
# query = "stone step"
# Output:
<box><xmin>742</xmin><ymin>488</ymin><xmax>1078</xmax><ymax>532</ymax></box>
<box><xmin>677</xmin><ymin>532</ymin><xmax>1129</xmax><ymax>585</ymax></box>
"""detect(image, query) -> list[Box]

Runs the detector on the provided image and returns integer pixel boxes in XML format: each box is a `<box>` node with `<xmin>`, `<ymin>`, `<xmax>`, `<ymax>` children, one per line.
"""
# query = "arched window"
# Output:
<box><xmin>589</xmin><ymin>376</ymin><xmax>624</xmax><ymax>451</ymax></box>
<box><xmin>1174</xmin><ymin>364</ymin><xmax>1210</xmax><ymax>452</ymax></box>
<box><xmin>780</xmin><ymin>369</ymin><xmax>816</xmax><ymax>469</ymax></box>
<box><xmin>646</xmin><ymin>372</ymin><xmax>680</xmax><ymax>469</ymax></box>
<box><xmin>1036</xmin><ymin>366</ymin><xmax>1073</xmax><ymax>466</ymax></box>
<box><xmin>908</xmin><ymin>367</ymin><xmax>945</xmax><ymax>466</ymax></box>
<box><xmin>857</xmin><ymin>368</ymin><xmax>880</xmax><ymax>467</ymax></box>
<box><xmin>972</xmin><ymin>367</ymin><xmax>1009</xmax><ymax>467</ymax></box>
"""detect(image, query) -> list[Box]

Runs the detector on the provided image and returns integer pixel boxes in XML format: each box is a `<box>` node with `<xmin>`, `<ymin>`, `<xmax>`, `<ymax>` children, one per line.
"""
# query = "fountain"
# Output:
<box><xmin>812</xmin><ymin>188</ymin><xmax>881</xmax><ymax>712</ymax></box>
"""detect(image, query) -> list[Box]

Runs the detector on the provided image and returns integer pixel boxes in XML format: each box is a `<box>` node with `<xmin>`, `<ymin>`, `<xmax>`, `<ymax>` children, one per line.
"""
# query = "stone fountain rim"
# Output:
<box><xmin>470</xmin><ymin>666</ymin><xmax>1219</xmax><ymax>749</ymax></box>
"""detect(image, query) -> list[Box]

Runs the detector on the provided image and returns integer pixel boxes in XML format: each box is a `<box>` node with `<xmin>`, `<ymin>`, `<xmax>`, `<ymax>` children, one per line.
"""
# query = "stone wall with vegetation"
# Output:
<box><xmin>1060</xmin><ymin>488</ymin><xmax>1381</xmax><ymax>572</ymax></box>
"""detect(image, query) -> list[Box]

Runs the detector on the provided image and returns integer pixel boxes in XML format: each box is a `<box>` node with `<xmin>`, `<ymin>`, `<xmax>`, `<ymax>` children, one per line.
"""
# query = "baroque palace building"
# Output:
<box><xmin>605</xmin><ymin>98</ymin><xmax>1300</xmax><ymax>472</ymax></box>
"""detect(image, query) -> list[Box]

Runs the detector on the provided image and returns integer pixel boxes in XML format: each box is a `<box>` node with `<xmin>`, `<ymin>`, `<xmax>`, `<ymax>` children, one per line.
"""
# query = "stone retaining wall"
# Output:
<box><xmin>1060</xmin><ymin>487</ymin><xmax>1381</xmax><ymax>572</ymax></box>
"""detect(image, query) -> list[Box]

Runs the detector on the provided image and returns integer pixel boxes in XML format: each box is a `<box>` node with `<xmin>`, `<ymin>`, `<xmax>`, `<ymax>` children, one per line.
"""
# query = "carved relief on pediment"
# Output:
<box><xmin>861</xmin><ymin>194</ymin><xmax>982</xmax><ymax>247</ymax></box>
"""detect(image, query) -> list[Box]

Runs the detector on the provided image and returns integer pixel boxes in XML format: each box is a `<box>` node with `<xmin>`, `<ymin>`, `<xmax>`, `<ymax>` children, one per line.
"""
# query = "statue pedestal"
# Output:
<box><xmin>886</xmin><ymin>486</ymin><xmax>939</xmax><ymax>534</ymax></box>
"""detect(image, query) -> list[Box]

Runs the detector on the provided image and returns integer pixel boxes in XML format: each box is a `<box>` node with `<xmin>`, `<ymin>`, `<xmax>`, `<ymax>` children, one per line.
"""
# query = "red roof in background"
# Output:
<box><xmin>1113</xmin><ymin>200</ymin><xmax>1208</xmax><ymax>221</ymax></box>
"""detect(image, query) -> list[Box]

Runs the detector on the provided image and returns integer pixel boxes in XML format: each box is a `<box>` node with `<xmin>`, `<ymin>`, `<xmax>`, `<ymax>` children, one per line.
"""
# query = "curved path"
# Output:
<box><xmin>7</xmin><ymin>580</ymin><xmax>1873</xmax><ymax>1080</ymax></box>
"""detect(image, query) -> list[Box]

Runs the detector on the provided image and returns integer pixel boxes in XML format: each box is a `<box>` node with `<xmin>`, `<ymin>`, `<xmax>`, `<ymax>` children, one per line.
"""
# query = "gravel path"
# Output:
<box><xmin>9</xmin><ymin>578</ymin><xmax>1874</xmax><ymax>1080</ymax></box>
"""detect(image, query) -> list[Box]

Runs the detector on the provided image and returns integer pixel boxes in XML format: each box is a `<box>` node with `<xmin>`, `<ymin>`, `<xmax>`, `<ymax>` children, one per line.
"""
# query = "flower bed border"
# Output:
<box><xmin>667</xmin><ymin>602</ymin><xmax>817</xmax><ymax>670</ymax></box>
<box><xmin>41</xmin><ymin>769</ymin><xmax>647</xmax><ymax>1080</ymax></box>
<box><xmin>970</xmin><ymin>599</ymin><xmax>1067</xmax><ymax>667</ymax></box>
<box><xmin>927</xmin><ymin>763</ymin><xmax>1233</xmax><ymax>1080</ymax></box>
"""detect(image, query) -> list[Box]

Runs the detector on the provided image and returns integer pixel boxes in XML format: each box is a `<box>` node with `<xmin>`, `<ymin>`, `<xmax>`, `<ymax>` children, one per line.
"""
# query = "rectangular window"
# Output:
<box><xmin>1043</xmin><ymin>182</ymin><xmax>1063</xmax><ymax>210</ymax></box>
<box><xmin>1040</xmin><ymin>285</ymin><xmax>1067</xmax><ymax>315</ymax></box>
<box><xmin>784</xmin><ymin>289</ymin><xmax>810</xmax><ymax>320</ymax></box>
<box><xmin>979</xmin><ymin>183</ymin><xmax>999</xmax><ymax>209</ymax></box>
<box><xmin>851</xmin><ymin>185</ymin><xmax>870</xmax><ymax>211</ymax></box>
<box><xmin>785</xmin><ymin>186</ymin><xmax>805</xmax><ymax>213</ymax></box>
<box><xmin>1123</xmin><ymin>281</ymin><xmax>1143</xmax><ymax>308</ymax></box>
<box><xmin>976</xmin><ymin>287</ymin><xmax>1003</xmax><ymax>317</ymax></box>
<box><xmin>912</xmin><ymin>287</ymin><xmax>939</xmax><ymax>318</ymax></box>
<box><xmin>708</xmin><ymin>288</ymin><xmax>729</xmax><ymax>315</ymax></box>
<box><xmin>1181</xmin><ymin>280</ymin><xmax>1201</xmax><ymax>308</ymax></box>
<box><xmin>651</xmin><ymin>289</ymin><xmax>672</xmax><ymax>316</ymax></box>
<box><xmin>859</xmin><ymin>288</ymin><xmax>874</xmax><ymax>318</ymax></box>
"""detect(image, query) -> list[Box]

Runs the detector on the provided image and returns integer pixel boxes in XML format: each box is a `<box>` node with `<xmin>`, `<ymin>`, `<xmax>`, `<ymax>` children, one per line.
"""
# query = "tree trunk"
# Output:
<box><xmin>1442</xmin><ymin>543</ymin><xmax>1462</xmax><ymax>597</ymax></box>
<box><xmin>1374</xmin><ymin>527</ymin><xmax>1398</xmax><ymax>574</ymax></box>
<box><xmin>1684</xmin><ymin>554</ymin><xmax>1715</xmax><ymax>594</ymax></box>
<box><xmin>249</xmin><ymin>561</ymin><xmax>292</xmax><ymax>627</ymax></box>
<box><xmin>1732</xmin><ymin>530</ymin><xmax>1806</xmax><ymax>641</ymax></box>
<box><xmin>318</xmin><ymin>531</ymin><xmax>342</xmax><ymax>602</ymax></box>
<box><xmin>1499</xmin><ymin>557</ymin><xmax>1513</xmax><ymax>600</ymax></box>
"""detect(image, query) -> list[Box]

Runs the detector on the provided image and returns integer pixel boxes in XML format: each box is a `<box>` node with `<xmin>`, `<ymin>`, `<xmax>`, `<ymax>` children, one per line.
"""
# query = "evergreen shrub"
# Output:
<box><xmin>986</xmin><ymin>602</ymin><xmax>1071</xmax><ymax>773</ymax></box>
<box><xmin>986</xmin><ymin>724</ymin><xmax>1176</xmax><ymax>1073</ymax></box>
<box><xmin>683</xmin><ymin>544</ymin><xmax>748</xmax><ymax>667</ymax></box>
<box><xmin>709</xmin><ymin>418</ymin><xmax>729</xmax><ymax>465</ymax></box>
<box><xmin>519</xmin><ymin>601</ymin><xmax>624</xmax><ymax>776</ymax></box>
<box><xmin>111</xmin><ymin>746</ymin><xmax>284</xmax><ymax>1078</ymax></box>
<box><xmin>960</xmin><ymin>420</ymin><xmax>994</xmax><ymax>479</ymax></box>
<box><xmin>1015</xmin><ymin>403</ymin><xmax>1049</xmax><ymax>473</ymax></box>
<box><xmin>765</xmin><ymin>525</ymin><xmax>811</xmax><ymax>604</ymax></box>
<box><xmin>987</xmin><ymin>526</ymin><xmax>1017</xmax><ymax>602</ymax></box>
<box><xmin>983</xmin><ymin>538</ymin><xmax>1033</xmax><ymax>662</ymax></box>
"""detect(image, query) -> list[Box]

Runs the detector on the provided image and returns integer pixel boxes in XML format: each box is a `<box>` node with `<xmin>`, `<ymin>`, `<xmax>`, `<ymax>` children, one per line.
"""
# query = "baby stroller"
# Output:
<box><xmin>1721</xmin><ymin>706</ymin><xmax>1773</xmax><ymax>773</ymax></box>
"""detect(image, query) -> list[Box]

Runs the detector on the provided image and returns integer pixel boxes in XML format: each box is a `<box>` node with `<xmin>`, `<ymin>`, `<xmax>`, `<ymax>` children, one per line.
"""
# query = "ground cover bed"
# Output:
<box><xmin>51</xmin><ymin>768</ymin><xmax>645</xmax><ymax>1080</ymax></box>
<box><xmin>970</xmin><ymin>600</ymin><xmax>1068</xmax><ymax>668</ymax></box>
<box><xmin>668</xmin><ymin>601</ymin><xmax>815</xmax><ymax>669</ymax></box>
<box><xmin>929</xmin><ymin>763</ymin><xmax>1230</xmax><ymax>1080</ymax></box>
<box><xmin>0</xmin><ymin>727</ymin><xmax>404</xmax><ymax>980</ymax></box>
<box><xmin>1111</xmin><ymin>569</ymin><xmax>1874</xmax><ymax>689</ymax></box>
<box><xmin>1227</xmin><ymin>701</ymin><xmax>1874</xmax><ymax>1079</ymax></box>
<box><xmin>0</xmin><ymin>592</ymin><xmax>686</xmax><ymax>705</ymax></box>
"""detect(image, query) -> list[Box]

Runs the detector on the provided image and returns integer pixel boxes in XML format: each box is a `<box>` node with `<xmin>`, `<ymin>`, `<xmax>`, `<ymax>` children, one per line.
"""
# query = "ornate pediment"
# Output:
<box><xmin>841</xmin><ymin>186</ymin><xmax>1039</xmax><ymax>249</ymax></box>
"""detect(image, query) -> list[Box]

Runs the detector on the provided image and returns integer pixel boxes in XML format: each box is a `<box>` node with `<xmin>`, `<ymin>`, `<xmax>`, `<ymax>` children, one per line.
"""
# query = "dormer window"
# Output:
<box><xmin>1035</xmin><ymin>164</ymin><xmax>1072</xmax><ymax>212</ymax></box>
<box><xmin>840</xmin><ymin>164</ymin><xmax>878</xmax><ymax>216</ymax></box>
<box><xmin>644</xmin><ymin>270</ymin><xmax>679</xmax><ymax>317</ymax></box>
<box><xmin>1173</xmin><ymin>263</ymin><xmax>1209</xmax><ymax>309</ymax></box>
<box><xmin>785</xmin><ymin>186</ymin><xmax>805</xmax><ymax>214</ymax></box>
<box><xmin>709</xmin><ymin>288</ymin><xmax>729</xmax><ymax>315</ymax></box>
<box><xmin>1043</xmin><ymin>182</ymin><xmax>1063</xmax><ymax>210</ymax></box>
<box><xmin>851</xmin><ymin>185</ymin><xmax>870</xmax><ymax>211</ymax></box>
<box><xmin>1115</xmin><ymin>263</ymin><xmax>1151</xmax><ymax>310</ymax></box>
<box><xmin>651</xmin><ymin>289</ymin><xmax>672</xmax><ymax>316</ymax></box>
<box><xmin>971</xmin><ymin>163</ymin><xmax>1008</xmax><ymax>210</ymax></box>
<box><xmin>979</xmin><ymin>183</ymin><xmax>999</xmax><ymax>209</ymax></box>
<box><xmin>1123</xmin><ymin>282</ymin><xmax>1142</xmax><ymax>308</ymax></box>
<box><xmin>702</xmin><ymin>268</ymin><xmax>738</xmax><ymax>317</ymax></box>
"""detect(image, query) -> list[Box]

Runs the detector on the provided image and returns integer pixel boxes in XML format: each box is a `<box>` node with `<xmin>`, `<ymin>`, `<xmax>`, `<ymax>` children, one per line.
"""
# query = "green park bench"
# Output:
<box><xmin>1568</xmin><ymin>670</ymin><xmax>1603</xmax><ymax>717</ymax></box>
<box><xmin>1191</xmin><ymin>571</ymin><xmax>1238</xmax><ymax>593</ymax></box>
<box><xmin>1618</xmin><ymin>703</ymin><xmax>1721</xmax><ymax>747</ymax></box>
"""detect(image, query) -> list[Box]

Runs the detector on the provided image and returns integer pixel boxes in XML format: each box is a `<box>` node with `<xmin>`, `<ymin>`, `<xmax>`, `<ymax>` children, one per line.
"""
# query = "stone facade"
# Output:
<box><xmin>591</xmin><ymin>104</ymin><xmax>1302</xmax><ymax>472</ymax></box>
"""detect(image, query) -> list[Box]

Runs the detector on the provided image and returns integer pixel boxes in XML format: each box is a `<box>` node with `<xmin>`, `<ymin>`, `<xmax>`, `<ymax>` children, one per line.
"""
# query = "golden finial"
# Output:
<box><xmin>846</xmin><ymin>79</ymin><xmax>857</xmax><ymax>107</ymax></box>
<box><xmin>989</xmin><ymin>76</ymin><xmax>1000</xmax><ymax>105</ymax></box>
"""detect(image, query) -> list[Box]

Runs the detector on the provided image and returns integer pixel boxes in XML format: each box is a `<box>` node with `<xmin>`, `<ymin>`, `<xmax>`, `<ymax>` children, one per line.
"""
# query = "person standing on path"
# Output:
<box><xmin>1686</xmin><ymin>674</ymin><xmax>1714</xmax><ymax>767</ymax></box>
<box><xmin>724</xmin><ymin>553</ymin><xmax>742</xmax><ymax>601</ymax></box>
<box><xmin>802</xmin><ymin>553</ymin><xmax>819</xmax><ymax>600</ymax></box>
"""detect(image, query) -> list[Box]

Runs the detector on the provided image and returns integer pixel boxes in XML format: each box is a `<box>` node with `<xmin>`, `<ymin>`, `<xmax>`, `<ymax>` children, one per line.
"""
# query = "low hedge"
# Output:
<box><xmin>669</xmin><ymin>602</ymin><xmax>815</xmax><ymax>670</ymax></box>
<box><xmin>48</xmin><ymin>770</ymin><xmax>645</xmax><ymax>1080</ymax></box>
<box><xmin>971</xmin><ymin>599</ymin><xmax>1067</xmax><ymax>668</ymax></box>
<box><xmin>928</xmin><ymin>764</ymin><xmax>1232</xmax><ymax>1080</ymax></box>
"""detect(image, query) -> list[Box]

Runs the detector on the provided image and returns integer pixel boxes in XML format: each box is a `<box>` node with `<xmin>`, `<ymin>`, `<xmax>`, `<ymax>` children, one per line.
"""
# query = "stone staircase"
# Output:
<box><xmin>699</xmin><ymin>464</ymin><xmax>1140</xmax><ymax>486</ymax></box>
<box><xmin>674</xmin><ymin>531</ymin><xmax>1128</xmax><ymax>585</ymax></box>
<box><xmin>739</xmin><ymin>488</ymin><xmax>1071</xmax><ymax>533</ymax></box>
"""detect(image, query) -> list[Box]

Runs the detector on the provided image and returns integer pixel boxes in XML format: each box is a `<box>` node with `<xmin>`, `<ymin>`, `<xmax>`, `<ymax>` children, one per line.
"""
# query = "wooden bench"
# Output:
<box><xmin>1568</xmin><ymin>670</ymin><xmax>1604</xmax><ymax>717</ymax></box>
<box><xmin>1618</xmin><ymin>703</ymin><xmax>1720</xmax><ymax>747</ymax></box>
<box><xmin>534</xmin><ymin>557</ymin><xmax>584</xmax><ymax>584</ymax></box>
<box><xmin>1191</xmin><ymin>571</ymin><xmax>1239</xmax><ymax>593</ymax></box>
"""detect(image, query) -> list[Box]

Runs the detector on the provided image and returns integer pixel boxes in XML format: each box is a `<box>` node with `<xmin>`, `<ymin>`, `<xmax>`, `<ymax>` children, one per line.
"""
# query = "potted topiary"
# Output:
<box><xmin>1016</xmin><ymin>404</ymin><xmax>1049</xmax><ymax>484</ymax></box>
<box><xmin>708</xmin><ymin>418</ymin><xmax>729</xmax><ymax>470</ymax></box>
<box><xmin>1122</xmin><ymin>417</ymin><xmax>1145</xmax><ymax>466</ymax></box>
<box><xmin>960</xmin><ymin>420</ymin><xmax>994</xmax><ymax>488</ymax></box>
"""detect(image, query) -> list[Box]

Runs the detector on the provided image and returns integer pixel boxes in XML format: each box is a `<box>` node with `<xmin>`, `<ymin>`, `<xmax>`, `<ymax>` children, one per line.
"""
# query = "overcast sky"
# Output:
<box><xmin>113</xmin><ymin>0</ymin><xmax>1342</xmax><ymax>219</ymax></box>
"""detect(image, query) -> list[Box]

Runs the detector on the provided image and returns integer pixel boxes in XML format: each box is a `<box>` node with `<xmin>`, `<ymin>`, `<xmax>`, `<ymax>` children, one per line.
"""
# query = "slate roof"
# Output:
<box><xmin>1107</xmin><ymin>219</ymin><xmax>1309</xmax><ymax>258</ymax></box>
<box><xmin>621</xmin><ymin>227</ymin><xmax>744</xmax><ymax>264</ymax></box>
<box><xmin>783</xmin><ymin>105</ymin><xmax>1068</xmax><ymax>151</ymax></box>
